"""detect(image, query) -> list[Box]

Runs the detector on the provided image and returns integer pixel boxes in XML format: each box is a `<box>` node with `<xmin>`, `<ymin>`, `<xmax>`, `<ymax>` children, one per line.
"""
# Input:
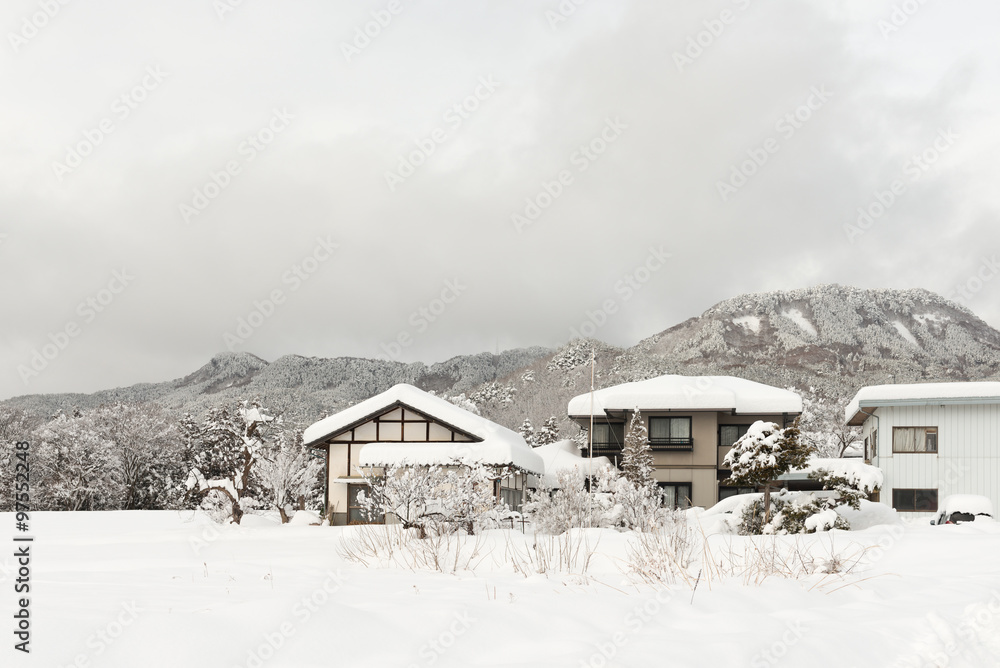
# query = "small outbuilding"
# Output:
<box><xmin>303</xmin><ymin>383</ymin><xmax>543</xmax><ymax>525</ymax></box>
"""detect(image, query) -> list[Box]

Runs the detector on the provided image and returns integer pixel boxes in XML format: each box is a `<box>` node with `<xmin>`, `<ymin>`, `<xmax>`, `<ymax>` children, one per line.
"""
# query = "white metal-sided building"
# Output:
<box><xmin>846</xmin><ymin>381</ymin><xmax>1000</xmax><ymax>517</ymax></box>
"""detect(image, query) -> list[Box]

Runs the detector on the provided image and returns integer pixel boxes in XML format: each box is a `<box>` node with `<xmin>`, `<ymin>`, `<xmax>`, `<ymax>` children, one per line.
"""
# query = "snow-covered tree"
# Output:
<box><xmin>357</xmin><ymin>461</ymin><xmax>502</xmax><ymax>538</ymax></box>
<box><xmin>90</xmin><ymin>403</ymin><xmax>183</xmax><ymax>510</ymax></box>
<box><xmin>723</xmin><ymin>419</ymin><xmax>812</xmax><ymax>525</ymax></box>
<box><xmin>0</xmin><ymin>407</ymin><xmax>35</xmax><ymax>511</ymax></box>
<box><xmin>256</xmin><ymin>429</ymin><xmax>323</xmax><ymax>522</ymax></box>
<box><xmin>535</xmin><ymin>416</ymin><xmax>560</xmax><ymax>446</ymax></box>
<box><xmin>621</xmin><ymin>410</ymin><xmax>654</xmax><ymax>488</ymax></box>
<box><xmin>32</xmin><ymin>412</ymin><xmax>123</xmax><ymax>511</ymax></box>
<box><xmin>518</xmin><ymin>418</ymin><xmax>536</xmax><ymax>446</ymax></box>
<box><xmin>184</xmin><ymin>400</ymin><xmax>278</xmax><ymax>524</ymax></box>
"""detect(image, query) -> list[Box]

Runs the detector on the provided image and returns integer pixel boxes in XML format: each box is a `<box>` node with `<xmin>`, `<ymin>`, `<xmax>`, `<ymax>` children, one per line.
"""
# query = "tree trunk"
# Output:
<box><xmin>278</xmin><ymin>506</ymin><xmax>290</xmax><ymax>524</ymax></box>
<box><xmin>763</xmin><ymin>483</ymin><xmax>772</xmax><ymax>525</ymax></box>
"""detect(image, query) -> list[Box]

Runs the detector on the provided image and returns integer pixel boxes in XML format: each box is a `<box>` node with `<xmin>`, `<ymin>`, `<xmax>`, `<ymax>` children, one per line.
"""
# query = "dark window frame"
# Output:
<box><xmin>648</xmin><ymin>416</ymin><xmax>694</xmax><ymax>451</ymax></box>
<box><xmin>892</xmin><ymin>488</ymin><xmax>938</xmax><ymax>512</ymax></box>
<box><xmin>589</xmin><ymin>421</ymin><xmax>625</xmax><ymax>456</ymax></box>
<box><xmin>658</xmin><ymin>482</ymin><xmax>693</xmax><ymax>509</ymax></box>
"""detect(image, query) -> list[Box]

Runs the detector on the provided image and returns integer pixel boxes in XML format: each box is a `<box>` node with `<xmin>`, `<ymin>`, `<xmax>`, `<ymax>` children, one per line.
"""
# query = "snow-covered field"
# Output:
<box><xmin>4</xmin><ymin>510</ymin><xmax>1000</xmax><ymax>667</ymax></box>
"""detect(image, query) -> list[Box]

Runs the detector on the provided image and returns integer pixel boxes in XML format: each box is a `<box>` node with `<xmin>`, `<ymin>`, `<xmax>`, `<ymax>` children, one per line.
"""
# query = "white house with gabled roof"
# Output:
<box><xmin>303</xmin><ymin>383</ymin><xmax>543</xmax><ymax>525</ymax></box>
<box><xmin>568</xmin><ymin>375</ymin><xmax>803</xmax><ymax>508</ymax></box>
<box><xmin>846</xmin><ymin>381</ymin><xmax>1000</xmax><ymax>517</ymax></box>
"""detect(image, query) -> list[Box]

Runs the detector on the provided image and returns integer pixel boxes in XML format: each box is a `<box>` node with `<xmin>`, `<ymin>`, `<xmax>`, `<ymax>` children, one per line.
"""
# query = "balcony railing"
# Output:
<box><xmin>648</xmin><ymin>437</ymin><xmax>694</xmax><ymax>451</ymax></box>
<box><xmin>589</xmin><ymin>443</ymin><xmax>622</xmax><ymax>457</ymax></box>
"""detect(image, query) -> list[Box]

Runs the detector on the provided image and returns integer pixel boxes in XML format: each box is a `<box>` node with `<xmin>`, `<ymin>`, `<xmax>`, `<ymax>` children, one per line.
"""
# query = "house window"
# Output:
<box><xmin>348</xmin><ymin>484</ymin><xmax>381</xmax><ymax>524</ymax></box>
<box><xmin>590</xmin><ymin>422</ymin><xmax>624</xmax><ymax>455</ymax></box>
<box><xmin>648</xmin><ymin>417</ymin><xmax>693</xmax><ymax>450</ymax></box>
<box><xmin>892</xmin><ymin>427</ymin><xmax>938</xmax><ymax>453</ymax></box>
<box><xmin>872</xmin><ymin>429</ymin><xmax>878</xmax><ymax>458</ymax></box>
<box><xmin>719</xmin><ymin>424</ymin><xmax>751</xmax><ymax>447</ymax></box>
<box><xmin>892</xmin><ymin>488</ymin><xmax>938</xmax><ymax>512</ymax></box>
<box><xmin>718</xmin><ymin>485</ymin><xmax>755</xmax><ymax>502</ymax></box>
<box><xmin>659</xmin><ymin>482</ymin><xmax>692</xmax><ymax>509</ymax></box>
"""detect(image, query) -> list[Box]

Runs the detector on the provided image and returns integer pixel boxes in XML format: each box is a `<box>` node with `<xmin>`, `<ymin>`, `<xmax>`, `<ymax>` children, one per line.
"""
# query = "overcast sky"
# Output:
<box><xmin>2</xmin><ymin>0</ymin><xmax>999</xmax><ymax>400</ymax></box>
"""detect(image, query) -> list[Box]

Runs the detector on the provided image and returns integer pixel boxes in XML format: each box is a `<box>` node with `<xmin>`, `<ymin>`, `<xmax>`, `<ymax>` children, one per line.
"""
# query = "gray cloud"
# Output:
<box><xmin>3</xmin><ymin>0</ymin><xmax>999</xmax><ymax>399</ymax></box>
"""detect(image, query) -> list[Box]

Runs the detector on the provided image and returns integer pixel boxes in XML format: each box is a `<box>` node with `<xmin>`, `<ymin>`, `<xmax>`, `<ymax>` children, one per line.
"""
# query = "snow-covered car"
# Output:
<box><xmin>930</xmin><ymin>494</ymin><xmax>994</xmax><ymax>525</ymax></box>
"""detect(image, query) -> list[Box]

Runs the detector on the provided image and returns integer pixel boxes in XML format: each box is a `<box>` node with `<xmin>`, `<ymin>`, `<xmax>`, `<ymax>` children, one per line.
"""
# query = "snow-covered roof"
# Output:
<box><xmin>782</xmin><ymin>457</ymin><xmax>883</xmax><ymax>494</ymax></box>
<box><xmin>567</xmin><ymin>375</ymin><xmax>802</xmax><ymax>418</ymax></box>
<box><xmin>846</xmin><ymin>382</ymin><xmax>1000</xmax><ymax>425</ymax></box>
<box><xmin>304</xmin><ymin>383</ymin><xmax>543</xmax><ymax>474</ymax></box>
<box><xmin>529</xmin><ymin>440</ymin><xmax>613</xmax><ymax>488</ymax></box>
<box><xmin>358</xmin><ymin>441</ymin><xmax>543</xmax><ymax>474</ymax></box>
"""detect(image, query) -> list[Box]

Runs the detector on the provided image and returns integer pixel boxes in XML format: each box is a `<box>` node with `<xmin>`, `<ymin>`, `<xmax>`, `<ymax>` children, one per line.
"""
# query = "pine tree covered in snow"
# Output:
<box><xmin>723</xmin><ymin>419</ymin><xmax>812</xmax><ymax>525</ymax></box>
<box><xmin>535</xmin><ymin>416</ymin><xmax>560</xmax><ymax>446</ymax></box>
<box><xmin>621</xmin><ymin>410</ymin><xmax>654</xmax><ymax>488</ymax></box>
<box><xmin>518</xmin><ymin>418</ymin><xmax>536</xmax><ymax>446</ymax></box>
<box><xmin>184</xmin><ymin>400</ymin><xmax>278</xmax><ymax>524</ymax></box>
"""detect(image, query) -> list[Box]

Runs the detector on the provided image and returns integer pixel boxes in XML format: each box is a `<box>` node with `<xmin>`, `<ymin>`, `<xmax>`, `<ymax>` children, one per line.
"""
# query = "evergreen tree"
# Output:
<box><xmin>723</xmin><ymin>419</ymin><xmax>812</xmax><ymax>525</ymax></box>
<box><xmin>518</xmin><ymin>418</ymin><xmax>536</xmax><ymax>446</ymax></box>
<box><xmin>535</xmin><ymin>416</ymin><xmax>560</xmax><ymax>446</ymax></box>
<box><xmin>621</xmin><ymin>410</ymin><xmax>654</xmax><ymax>488</ymax></box>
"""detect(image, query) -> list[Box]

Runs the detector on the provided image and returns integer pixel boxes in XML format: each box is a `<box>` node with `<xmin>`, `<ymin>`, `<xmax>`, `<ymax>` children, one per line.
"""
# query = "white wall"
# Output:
<box><xmin>866</xmin><ymin>403</ymin><xmax>1000</xmax><ymax>518</ymax></box>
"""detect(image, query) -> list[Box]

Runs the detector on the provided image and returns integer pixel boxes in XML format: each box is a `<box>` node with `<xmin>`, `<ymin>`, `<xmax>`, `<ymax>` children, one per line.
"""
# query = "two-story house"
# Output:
<box><xmin>567</xmin><ymin>375</ymin><xmax>802</xmax><ymax>508</ymax></box>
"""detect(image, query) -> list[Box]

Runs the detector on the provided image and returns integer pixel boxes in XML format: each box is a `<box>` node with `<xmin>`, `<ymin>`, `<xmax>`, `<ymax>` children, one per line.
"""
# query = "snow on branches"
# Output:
<box><xmin>356</xmin><ymin>460</ymin><xmax>507</xmax><ymax>538</ymax></box>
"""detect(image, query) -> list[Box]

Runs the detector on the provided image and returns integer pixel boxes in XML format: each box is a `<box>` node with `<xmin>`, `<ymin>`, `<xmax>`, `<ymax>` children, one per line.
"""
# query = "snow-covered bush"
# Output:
<box><xmin>256</xmin><ymin>429</ymin><xmax>324</xmax><ymax>523</ymax></box>
<box><xmin>357</xmin><ymin>461</ymin><xmax>504</xmax><ymax>538</ymax></box>
<box><xmin>525</xmin><ymin>466</ymin><xmax>665</xmax><ymax>534</ymax></box>
<box><xmin>737</xmin><ymin>493</ymin><xmax>849</xmax><ymax>535</ymax></box>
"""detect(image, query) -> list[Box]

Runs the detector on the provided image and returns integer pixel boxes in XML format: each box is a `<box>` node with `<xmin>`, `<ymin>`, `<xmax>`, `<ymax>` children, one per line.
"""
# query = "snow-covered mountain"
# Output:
<box><xmin>6</xmin><ymin>285</ymin><xmax>1000</xmax><ymax>436</ymax></box>
<box><xmin>3</xmin><ymin>348</ymin><xmax>553</xmax><ymax>429</ymax></box>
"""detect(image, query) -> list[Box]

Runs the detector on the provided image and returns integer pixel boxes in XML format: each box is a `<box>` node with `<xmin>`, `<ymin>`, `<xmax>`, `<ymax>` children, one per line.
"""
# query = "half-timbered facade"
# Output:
<box><xmin>303</xmin><ymin>384</ymin><xmax>543</xmax><ymax>525</ymax></box>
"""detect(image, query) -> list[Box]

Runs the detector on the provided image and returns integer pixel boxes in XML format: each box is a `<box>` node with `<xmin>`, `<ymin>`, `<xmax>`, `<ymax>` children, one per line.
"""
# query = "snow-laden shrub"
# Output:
<box><xmin>737</xmin><ymin>493</ymin><xmax>849</xmax><ymax>535</ymax></box>
<box><xmin>357</xmin><ymin>462</ymin><xmax>504</xmax><ymax>538</ymax></box>
<box><xmin>525</xmin><ymin>467</ymin><xmax>666</xmax><ymax>534</ymax></box>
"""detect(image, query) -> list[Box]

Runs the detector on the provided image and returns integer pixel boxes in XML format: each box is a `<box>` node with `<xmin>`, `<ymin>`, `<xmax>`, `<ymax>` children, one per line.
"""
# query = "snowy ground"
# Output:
<box><xmin>3</xmin><ymin>509</ymin><xmax>1000</xmax><ymax>667</ymax></box>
